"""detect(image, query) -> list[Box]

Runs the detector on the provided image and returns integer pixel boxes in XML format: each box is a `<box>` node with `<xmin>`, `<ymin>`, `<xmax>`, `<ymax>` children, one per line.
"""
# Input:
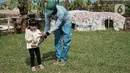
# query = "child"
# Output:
<box><xmin>25</xmin><ymin>19</ymin><xmax>44</xmax><ymax>72</ymax></box>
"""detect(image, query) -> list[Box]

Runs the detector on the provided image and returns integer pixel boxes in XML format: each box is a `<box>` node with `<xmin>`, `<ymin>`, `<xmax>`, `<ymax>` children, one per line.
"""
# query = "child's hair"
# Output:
<box><xmin>27</xmin><ymin>14</ymin><xmax>40</xmax><ymax>29</ymax></box>
<box><xmin>28</xmin><ymin>14</ymin><xmax>35</xmax><ymax>19</ymax></box>
<box><xmin>28</xmin><ymin>18</ymin><xmax>38</xmax><ymax>26</ymax></box>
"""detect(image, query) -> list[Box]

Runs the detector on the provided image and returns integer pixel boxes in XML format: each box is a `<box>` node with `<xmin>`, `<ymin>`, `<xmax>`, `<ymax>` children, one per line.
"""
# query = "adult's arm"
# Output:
<box><xmin>47</xmin><ymin>12</ymin><xmax>64</xmax><ymax>35</ymax></box>
<box><xmin>44</xmin><ymin>13</ymin><xmax>51</xmax><ymax>34</ymax></box>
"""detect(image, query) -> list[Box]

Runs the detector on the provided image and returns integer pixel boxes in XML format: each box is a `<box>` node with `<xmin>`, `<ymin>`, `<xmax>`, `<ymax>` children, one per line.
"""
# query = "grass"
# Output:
<box><xmin>0</xmin><ymin>30</ymin><xmax>130</xmax><ymax>73</ymax></box>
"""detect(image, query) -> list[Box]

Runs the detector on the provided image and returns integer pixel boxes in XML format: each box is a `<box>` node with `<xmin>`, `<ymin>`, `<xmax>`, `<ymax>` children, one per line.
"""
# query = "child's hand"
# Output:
<box><xmin>26</xmin><ymin>26</ymin><xmax>30</xmax><ymax>29</ymax></box>
<box><xmin>33</xmin><ymin>42</ymin><xmax>37</xmax><ymax>44</ymax></box>
<box><xmin>41</xmin><ymin>34</ymin><xmax>47</xmax><ymax>39</ymax></box>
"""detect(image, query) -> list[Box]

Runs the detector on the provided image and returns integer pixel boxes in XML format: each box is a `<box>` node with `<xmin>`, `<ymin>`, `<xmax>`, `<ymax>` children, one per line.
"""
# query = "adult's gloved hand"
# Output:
<box><xmin>41</xmin><ymin>32</ymin><xmax>50</xmax><ymax>39</ymax></box>
<box><xmin>41</xmin><ymin>34</ymin><xmax>47</xmax><ymax>39</ymax></box>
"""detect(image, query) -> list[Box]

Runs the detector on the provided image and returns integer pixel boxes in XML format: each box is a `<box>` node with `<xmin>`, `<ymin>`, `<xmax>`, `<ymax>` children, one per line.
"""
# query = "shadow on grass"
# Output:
<box><xmin>25</xmin><ymin>57</ymin><xmax>30</xmax><ymax>66</ymax></box>
<box><xmin>42</xmin><ymin>51</ymin><xmax>56</xmax><ymax>62</ymax></box>
<box><xmin>25</xmin><ymin>51</ymin><xmax>56</xmax><ymax>66</ymax></box>
<box><xmin>25</xmin><ymin>57</ymin><xmax>44</xmax><ymax>66</ymax></box>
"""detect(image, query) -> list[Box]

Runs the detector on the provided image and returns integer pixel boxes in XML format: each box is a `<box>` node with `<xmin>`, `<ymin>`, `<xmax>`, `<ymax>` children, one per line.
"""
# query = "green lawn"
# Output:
<box><xmin>0</xmin><ymin>30</ymin><xmax>130</xmax><ymax>73</ymax></box>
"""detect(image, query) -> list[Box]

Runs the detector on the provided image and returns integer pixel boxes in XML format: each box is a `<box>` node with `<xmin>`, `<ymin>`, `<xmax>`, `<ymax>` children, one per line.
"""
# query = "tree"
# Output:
<box><xmin>17</xmin><ymin>0</ymin><xmax>28</xmax><ymax>15</ymax></box>
<box><xmin>31</xmin><ymin>0</ymin><xmax>44</xmax><ymax>12</ymax></box>
<box><xmin>0</xmin><ymin>0</ymin><xmax>18</xmax><ymax>10</ymax></box>
<box><xmin>125</xmin><ymin>3</ymin><xmax>130</xmax><ymax>16</ymax></box>
<box><xmin>68</xmin><ymin>0</ymin><xmax>84</xmax><ymax>10</ymax></box>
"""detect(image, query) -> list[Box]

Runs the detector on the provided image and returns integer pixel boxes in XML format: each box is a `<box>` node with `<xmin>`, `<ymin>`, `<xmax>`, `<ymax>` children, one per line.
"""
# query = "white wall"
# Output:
<box><xmin>69</xmin><ymin>10</ymin><xmax>126</xmax><ymax>31</ymax></box>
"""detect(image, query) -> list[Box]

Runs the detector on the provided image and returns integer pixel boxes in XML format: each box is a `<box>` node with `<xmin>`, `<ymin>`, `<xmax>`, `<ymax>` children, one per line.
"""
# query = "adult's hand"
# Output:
<box><xmin>41</xmin><ymin>32</ymin><xmax>50</xmax><ymax>39</ymax></box>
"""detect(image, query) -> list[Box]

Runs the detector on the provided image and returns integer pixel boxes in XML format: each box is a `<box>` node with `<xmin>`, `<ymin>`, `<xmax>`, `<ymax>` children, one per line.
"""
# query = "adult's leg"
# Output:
<box><xmin>29</xmin><ymin>49</ymin><xmax>35</xmax><ymax>67</ymax></box>
<box><xmin>54</xmin><ymin>29</ymin><xmax>63</xmax><ymax>61</ymax></box>
<box><xmin>61</xmin><ymin>23</ymin><xmax>72</xmax><ymax>61</ymax></box>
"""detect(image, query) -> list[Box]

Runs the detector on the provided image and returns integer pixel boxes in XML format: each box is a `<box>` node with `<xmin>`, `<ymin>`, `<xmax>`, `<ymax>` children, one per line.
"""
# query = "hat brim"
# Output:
<box><xmin>45</xmin><ymin>9</ymin><xmax>54</xmax><ymax>15</ymax></box>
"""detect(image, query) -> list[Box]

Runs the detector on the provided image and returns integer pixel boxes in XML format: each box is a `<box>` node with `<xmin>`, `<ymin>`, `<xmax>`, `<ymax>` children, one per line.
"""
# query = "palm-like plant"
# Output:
<box><xmin>31</xmin><ymin>0</ymin><xmax>44</xmax><ymax>12</ymax></box>
<box><xmin>17</xmin><ymin>0</ymin><xmax>28</xmax><ymax>15</ymax></box>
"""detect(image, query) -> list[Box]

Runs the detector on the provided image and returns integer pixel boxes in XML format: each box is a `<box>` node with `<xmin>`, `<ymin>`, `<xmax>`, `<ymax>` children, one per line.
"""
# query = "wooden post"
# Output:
<box><xmin>7</xmin><ymin>18</ymin><xmax>11</xmax><ymax>32</ymax></box>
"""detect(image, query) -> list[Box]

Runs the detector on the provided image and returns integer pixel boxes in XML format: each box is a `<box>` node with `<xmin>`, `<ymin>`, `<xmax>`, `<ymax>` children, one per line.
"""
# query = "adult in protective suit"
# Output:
<box><xmin>43</xmin><ymin>1</ymin><xmax>72</xmax><ymax>66</ymax></box>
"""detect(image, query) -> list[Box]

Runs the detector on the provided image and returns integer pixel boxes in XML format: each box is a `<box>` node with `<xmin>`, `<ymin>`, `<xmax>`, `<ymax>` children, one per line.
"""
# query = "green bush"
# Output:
<box><xmin>68</xmin><ymin>0</ymin><xmax>92</xmax><ymax>10</ymax></box>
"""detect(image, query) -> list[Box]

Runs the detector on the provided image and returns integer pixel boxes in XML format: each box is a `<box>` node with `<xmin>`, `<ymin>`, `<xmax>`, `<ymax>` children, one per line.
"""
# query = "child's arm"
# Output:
<box><xmin>25</xmin><ymin>29</ymin><xmax>33</xmax><ymax>43</ymax></box>
<box><xmin>32</xmin><ymin>29</ymin><xmax>44</xmax><ymax>46</ymax></box>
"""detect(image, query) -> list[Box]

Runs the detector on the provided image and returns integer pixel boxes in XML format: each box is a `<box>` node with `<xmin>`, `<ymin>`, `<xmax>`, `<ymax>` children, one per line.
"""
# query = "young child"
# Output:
<box><xmin>25</xmin><ymin>19</ymin><xmax>44</xmax><ymax>72</ymax></box>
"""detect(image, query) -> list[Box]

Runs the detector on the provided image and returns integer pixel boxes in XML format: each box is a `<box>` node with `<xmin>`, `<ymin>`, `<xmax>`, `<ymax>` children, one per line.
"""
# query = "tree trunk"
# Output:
<box><xmin>27</xmin><ymin>0</ymin><xmax>31</xmax><ymax>13</ymax></box>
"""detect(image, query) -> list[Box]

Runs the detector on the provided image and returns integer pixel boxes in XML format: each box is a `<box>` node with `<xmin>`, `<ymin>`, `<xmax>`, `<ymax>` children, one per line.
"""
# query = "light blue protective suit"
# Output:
<box><xmin>44</xmin><ymin>5</ymin><xmax>72</xmax><ymax>61</ymax></box>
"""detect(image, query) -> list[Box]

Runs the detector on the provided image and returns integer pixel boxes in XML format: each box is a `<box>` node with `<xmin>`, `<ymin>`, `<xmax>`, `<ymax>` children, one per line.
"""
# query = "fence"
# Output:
<box><xmin>0</xmin><ymin>18</ymin><xmax>14</xmax><ymax>35</ymax></box>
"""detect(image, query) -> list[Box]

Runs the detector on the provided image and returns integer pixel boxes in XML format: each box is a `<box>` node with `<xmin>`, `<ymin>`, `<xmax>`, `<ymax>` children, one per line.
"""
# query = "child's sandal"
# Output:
<box><xmin>39</xmin><ymin>65</ymin><xmax>44</xmax><ymax>70</ymax></box>
<box><xmin>31</xmin><ymin>67</ymin><xmax>36</xmax><ymax>72</ymax></box>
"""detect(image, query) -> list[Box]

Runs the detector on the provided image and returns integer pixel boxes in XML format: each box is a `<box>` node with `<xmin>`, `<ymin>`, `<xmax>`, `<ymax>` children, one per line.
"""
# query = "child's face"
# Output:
<box><xmin>30</xmin><ymin>26</ymin><xmax>37</xmax><ymax>31</ymax></box>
